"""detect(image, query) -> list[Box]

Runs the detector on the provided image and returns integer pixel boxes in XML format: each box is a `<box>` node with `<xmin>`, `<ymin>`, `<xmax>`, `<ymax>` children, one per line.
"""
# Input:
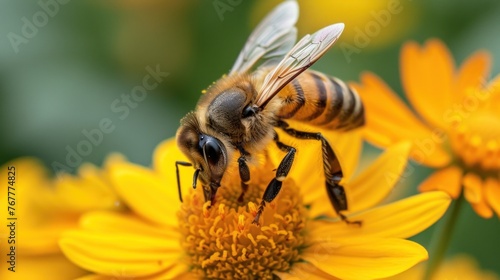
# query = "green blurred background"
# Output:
<box><xmin>1</xmin><ymin>0</ymin><xmax>499</xmax><ymax>276</ymax></box>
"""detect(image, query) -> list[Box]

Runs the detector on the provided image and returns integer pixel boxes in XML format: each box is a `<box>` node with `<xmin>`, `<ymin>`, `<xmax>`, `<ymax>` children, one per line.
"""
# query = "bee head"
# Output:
<box><xmin>176</xmin><ymin>113</ymin><xmax>228</xmax><ymax>192</ymax></box>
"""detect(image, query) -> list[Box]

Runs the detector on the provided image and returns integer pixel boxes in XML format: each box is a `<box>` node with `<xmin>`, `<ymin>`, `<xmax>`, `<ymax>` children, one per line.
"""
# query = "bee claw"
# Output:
<box><xmin>251</xmin><ymin>216</ymin><xmax>261</xmax><ymax>226</ymax></box>
<box><xmin>339</xmin><ymin>213</ymin><xmax>362</xmax><ymax>227</ymax></box>
<box><xmin>251</xmin><ymin>200</ymin><xmax>267</xmax><ymax>226</ymax></box>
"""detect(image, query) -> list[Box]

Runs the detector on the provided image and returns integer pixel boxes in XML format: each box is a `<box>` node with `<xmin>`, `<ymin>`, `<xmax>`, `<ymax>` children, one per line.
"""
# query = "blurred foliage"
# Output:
<box><xmin>1</xmin><ymin>0</ymin><xmax>499</xmax><ymax>275</ymax></box>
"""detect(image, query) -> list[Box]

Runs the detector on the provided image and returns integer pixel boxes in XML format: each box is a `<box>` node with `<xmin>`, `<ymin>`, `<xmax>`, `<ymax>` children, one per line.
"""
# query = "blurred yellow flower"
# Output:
<box><xmin>59</xmin><ymin>128</ymin><xmax>450</xmax><ymax>280</ymax></box>
<box><xmin>252</xmin><ymin>0</ymin><xmax>419</xmax><ymax>52</ymax></box>
<box><xmin>351</xmin><ymin>39</ymin><xmax>499</xmax><ymax>218</ymax></box>
<box><xmin>385</xmin><ymin>254</ymin><xmax>500</xmax><ymax>280</ymax></box>
<box><xmin>0</xmin><ymin>158</ymin><xmax>122</xmax><ymax>280</ymax></box>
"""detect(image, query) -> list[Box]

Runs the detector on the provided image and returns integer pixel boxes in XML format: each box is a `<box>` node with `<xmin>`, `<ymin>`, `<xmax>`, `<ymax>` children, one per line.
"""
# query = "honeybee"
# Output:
<box><xmin>175</xmin><ymin>0</ymin><xmax>364</xmax><ymax>224</ymax></box>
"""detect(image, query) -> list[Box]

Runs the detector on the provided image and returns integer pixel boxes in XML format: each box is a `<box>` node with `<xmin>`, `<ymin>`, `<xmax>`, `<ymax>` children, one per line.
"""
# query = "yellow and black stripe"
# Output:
<box><xmin>276</xmin><ymin>70</ymin><xmax>364</xmax><ymax>131</ymax></box>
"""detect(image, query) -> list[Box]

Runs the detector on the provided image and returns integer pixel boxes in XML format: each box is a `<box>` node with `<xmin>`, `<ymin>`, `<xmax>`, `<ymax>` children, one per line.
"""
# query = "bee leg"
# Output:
<box><xmin>326</xmin><ymin>177</ymin><xmax>361</xmax><ymax>226</ymax></box>
<box><xmin>252</xmin><ymin>133</ymin><xmax>296</xmax><ymax>225</ymax></box>
<box><xmin>175</xmin><ymin>161</ymin><xmax>193</xmax><ymax>203</ymax></box>
<box><xmin>276</xmin><ymin>120</ymin><xmax>361</xmax><ymax>226</ymax></box>
<box><xmin>237</xmin><ymin>146</ymin><xmax>251</xmax><ymax>203</ymax></box>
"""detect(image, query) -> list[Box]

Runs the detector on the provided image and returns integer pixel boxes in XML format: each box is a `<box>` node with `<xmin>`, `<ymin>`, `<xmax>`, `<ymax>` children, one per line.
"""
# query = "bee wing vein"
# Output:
<box><xmin>230</xmin><ymin>0</ymin><xmax>298</xmax><ymax>74</ymax></box>
<box><xmin>255</xmin><ymin>23</ymin><xmax>345</xmax><ymax>109</ymax></box>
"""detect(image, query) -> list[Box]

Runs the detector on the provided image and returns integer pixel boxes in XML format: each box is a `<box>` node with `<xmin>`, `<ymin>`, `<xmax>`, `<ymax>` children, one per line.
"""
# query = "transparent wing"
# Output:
<box><xmin>229</xmin><ymin>0</ymin><xmax>298</xmax><ymax>74</ymax></box>
<box><xmin>255</xmin><ymin>23</ymin><xmax>345</xmax><ymax>109</ymax></box>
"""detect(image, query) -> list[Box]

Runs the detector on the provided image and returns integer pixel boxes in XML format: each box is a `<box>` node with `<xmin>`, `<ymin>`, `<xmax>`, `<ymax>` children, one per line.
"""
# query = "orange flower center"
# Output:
<box><xmin>449</xmin><ymin>111</ymin><xmax>500</xmax><ymax>174</ymax></box>
<box><xmin>177</xmin><ymin>161</ymin><xmax>309</xmax><ymax>279</ymax></box>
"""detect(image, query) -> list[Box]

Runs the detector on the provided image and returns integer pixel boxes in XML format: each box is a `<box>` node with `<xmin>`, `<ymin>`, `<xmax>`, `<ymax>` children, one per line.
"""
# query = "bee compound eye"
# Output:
<box><xmin>204</xmin><ymin>140</ymin><xmax>222</xmax><ymax>166</ymax></box>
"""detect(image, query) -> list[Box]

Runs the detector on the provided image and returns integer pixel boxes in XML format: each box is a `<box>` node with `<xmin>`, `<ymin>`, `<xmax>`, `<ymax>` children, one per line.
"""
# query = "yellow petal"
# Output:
<box><xmin>401</xmin><ymin>39</ymin><xmax>454</xmax><ymax>129</ymax></box>
<box><xmin>418</xmin><ymin>166</ymin><xmax>463</xmax><ymax>199</ymax></box>
<box><xmin>60</xmin><ymin>230</ymin><xmax>182</xmax><ymax>277</ymax></box>
<box><xmin>308</xmin><ymin>141</ymin><xmax>412</xmax><ymax>218</ymax></box>
<box><xmin>156</xmin><ymin>264</ymin><xmax>192</xmax><ymax>280</ymax></box>
<box><xmin>103</xmin><ymin>153</ymin><xmax>127</xmax><ymax>169</ymax></box>
<box><xmin>462</xmin><ymin>172</ymin><xmax>483</xmax><ymax>204</ymax></box>
<box><xmin>18</xmin><ymin>218</ymin><xmax>78</xmax><ymax>255</ymax></box>
<box><xmin>352</xmin><ymin>73</ymin><xmax>451</xmax><ymax>167</ymax></box>
<box><xmin>79</xmin><ymin>211</ymin><xmax>180</xmax><ymax>240</ymax></box>
<box><xmin>153</xmin><ymin>138</ymin><xmax>188</xmax><ymax>176</ymax></box>
<box><xmin>302</xmin><ymin>238</ymin><xmax>428</xmax><ymax>280</ymax></box>
<box><xmin>347</xmin><ymin>141</ymin><xmax>412</xmax><ymax>212</ymax></box>
<box><xmin>352</xmin><ymin>73</ymin><xmax>432</xmax><ymax>145</ymax></box>
<box><xmin>435</xmin><ymin>254</ymin><xmax>500</xmax><ymax>280</ymax></box>
<box><xmin>152</xmin><ymin>138</ymin><xmax>193</xmax><ymax>202</ymax></box>
<box><xmin>0</xmin><ymin>158</ymin><xmax>64</xmax><ymax>255</ymax></box>
<box><xmin>101</xmin><ymin>152</ymin><xmax>127</xmax><ymax>189</ymax></box>
<box><xmin>408</xmin><ymin>137</ymin><xmax>452</xmax><ymax>168</ymax></box>
<box><xmin>76</xmin><ymin>269</ymin><xmax>193</xmax><ymax>280</ymax></box>
<box><xmin>52</xmin><ymin>163</ymin><xmax>120</xmax><ymax>212</ymax></box>
<box><xmin>310</xmin><ymin>191</ymin><xmax>451</xmax><ymax>240</ymax></box>
<box><xmin>0</xmin><ymin>253</ymin><xmax>86</xmax><ymax>280</ymax></box>
<box><xmin>455</xmin><ymin>51</ymin><xmax>491</xmax><ymax>103</ymax></box>
<box><xmin>484</xmin><ymin>178</ymin><xmax>500</xmax><ymax>218</ymax></box>
<box><xmin>487</xmin><ymin>74</ymin><xmax>500</xmax><ymax>110</ymax></box>
<box><xmin>275</xmin><ymin>262</ymin><xmax>339</xmax><ymax>280</ymax></box>
<box><xmin>171</xmin><ymin>272</ymin><xmax>201</xmax><ymax>280</ymax></box>
<box><xmin>78</xmin><ymin>263</ymin><xmax>190</xmax><ymax>280</ymax></box>
<box><xmin>108</xmin><ymin>161</ymin><xmax>180</xmax><ymax>227</ymax></box>
<box><xmin>385</xmin><ymin>254</ymin><xmax>500</xmax><ymax>280</ymax></box>
<box><xmin>0</xmin><ymin>157</ymin><xmax>50</xmax><ymax>217</ymax></box>
<box><xmin>462</xmin><ymin>174</ymin><xmax>493</xmax><ymax>218</ymax></box>
<box><xmin>471</xmin><ymin>201</ymin><xmax>494</xmax><ymax>219</ymax></box>
<box><xmin>0</xmin><ymin>157</ymin><xmax>49</xmax><ymax>188</ymax></box>
<box><xmin>76</xmin><ymin>274</ymin><xmax>109</xmax><ymax>280</ymax></box>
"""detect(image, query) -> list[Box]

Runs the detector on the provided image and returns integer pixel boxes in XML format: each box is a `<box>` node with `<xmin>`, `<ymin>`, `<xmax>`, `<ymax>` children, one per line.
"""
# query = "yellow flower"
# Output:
<box><xmin>59</xmin><ymin>126</ymin><xmax>450</xmax><ymax>280</ymax></box>
<box><xmin>385</xmin><ymin>254</ymin><xmax>500</xmax><ymax>280</ymax></box>
<box><xmin>351</xmin><ymin>39</ymin><xmax>500</xmax><ymax>218</ymax></box>
<box><xmin>0</xmin><ymin>157</ymin><xmax>122</xmax><ymax>280</ymax></box>
<box><xmin>252</xmin><ymin>0</ymin><xmax>419</xmax><ymax>50</ymax></box>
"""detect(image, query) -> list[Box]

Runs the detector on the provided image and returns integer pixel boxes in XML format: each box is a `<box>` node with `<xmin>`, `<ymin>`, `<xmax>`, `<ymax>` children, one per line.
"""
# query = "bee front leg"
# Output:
<box><xmin>252</xmin><ymin>133</ymin><xmax>296</xmax><ymax>225</ymax></box>
<box><xmin>237</xmin><ymin>146</ymin><xmax>251</xmax><ymax>203</ymax></box>
<box><xmin>276</xmin><ymin>120</ymin><xmax>361</xmax><ymax>225</ymax></box>
<box><xmin>175</xmin><ymin>161</ymin><xmax>194</xmax><ymax>203</ymax></box>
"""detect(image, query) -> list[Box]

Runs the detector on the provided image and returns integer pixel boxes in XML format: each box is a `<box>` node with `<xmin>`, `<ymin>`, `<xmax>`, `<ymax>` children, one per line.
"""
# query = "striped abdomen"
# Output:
<box><xmin>276</xmin><ymin>70</ymin><xmax>364</xmax><ymax>131</ymax></box>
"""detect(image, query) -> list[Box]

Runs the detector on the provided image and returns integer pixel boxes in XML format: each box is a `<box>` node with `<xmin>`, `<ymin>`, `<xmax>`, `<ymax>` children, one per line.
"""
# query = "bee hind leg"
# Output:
<box><xmin>276</xmin><ymin>120</ymin><xmax>361</xmax><ymax>226</ymax></box>
<box><xmin>252</xmin><ymin>133</ymin><xmax>296</xmax><ymax>225</ymax></box>
<box><xmin>326</xmin><ymin>177</ymin><xmax>361</xmax><ymax>226</ymax></box>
